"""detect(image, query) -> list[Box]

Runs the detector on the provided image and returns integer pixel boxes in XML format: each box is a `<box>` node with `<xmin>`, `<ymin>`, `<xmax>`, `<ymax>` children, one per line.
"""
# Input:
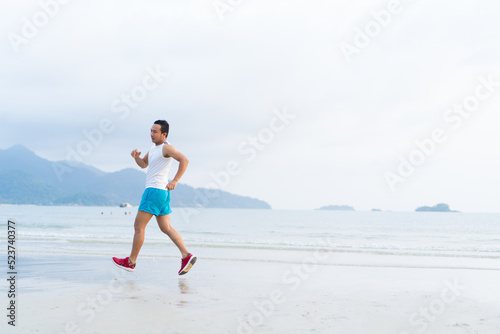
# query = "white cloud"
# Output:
<box><xmin>2</xmin><ymin>0</ymin><xmax>500</xmax><ymax>211</ymax></box>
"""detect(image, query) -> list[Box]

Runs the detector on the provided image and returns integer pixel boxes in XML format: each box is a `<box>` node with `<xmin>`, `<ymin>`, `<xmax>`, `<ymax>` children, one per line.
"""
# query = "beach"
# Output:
<box><xmin>2</xmin><ymin>207</ymin><xmax>500</xmax><ymax>333</ymax></box>
<box><xmin>2</xmin><ymin>253</ymin><xmax>499</xmax><ymax>334</ymax></box>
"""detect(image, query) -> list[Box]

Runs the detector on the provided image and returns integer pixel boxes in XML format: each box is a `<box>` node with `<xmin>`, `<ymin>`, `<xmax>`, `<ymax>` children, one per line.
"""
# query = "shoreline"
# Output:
<box><xmin>3</xmin><ymin>203</ymin><xmax>500</xmax><ymax>213</ymax></box>
<box><xmin>16</xmin><ymin>247</ymin><xmax>500</xmax><ymax>272</ymax></box>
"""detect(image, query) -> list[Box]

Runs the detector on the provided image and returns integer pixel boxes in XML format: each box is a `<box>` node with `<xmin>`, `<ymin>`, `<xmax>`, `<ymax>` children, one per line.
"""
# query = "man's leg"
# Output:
<box><xmin>129</xmin><ymin>210</ymin><xmax>154</xmax><ymax>264</ymax></box>
<box><xmin>156</xmin><ymin>214</ymin><xmax>189</xmax><ymax>258</ymax></box>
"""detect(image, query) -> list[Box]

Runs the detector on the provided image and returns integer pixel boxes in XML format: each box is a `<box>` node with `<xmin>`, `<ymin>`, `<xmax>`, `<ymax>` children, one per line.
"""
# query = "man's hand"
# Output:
<box><xmin>162</xmin><ymin>144</ymin><xmax>188</xmax><ymax>190</ymax></box>
<box><xmin>131</xmin><ymin>149</ymin><xmax>141</xmax><ymax>159</ymax></box>
<box><xmin>166</xmin><ymin>180</ymin><xmax>178</xmax><ymax>191</ymax></box>
<box><xmin>131</xmin><ymin>149</ymin><xmax>148</xmax><ymax>168</ymax></box>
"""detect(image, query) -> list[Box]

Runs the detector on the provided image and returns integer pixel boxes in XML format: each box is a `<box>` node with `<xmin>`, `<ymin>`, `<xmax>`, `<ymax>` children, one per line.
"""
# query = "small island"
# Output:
<box><xmin>317</xmin><ymin>205</ymin><xmax>355</xmax><ymax>211</ymax></box>
<box><xmin>415</xmin><ymin>203</ymin><xmax>459</xmax><ymax>212</ymax></box>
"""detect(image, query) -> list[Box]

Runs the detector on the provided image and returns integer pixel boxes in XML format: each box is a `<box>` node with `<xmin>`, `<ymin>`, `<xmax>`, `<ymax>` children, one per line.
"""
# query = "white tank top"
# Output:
<box><xmin>144</xmin><ymin>142</ymin><xmax>173</xmax><ymax>189</ymax></box>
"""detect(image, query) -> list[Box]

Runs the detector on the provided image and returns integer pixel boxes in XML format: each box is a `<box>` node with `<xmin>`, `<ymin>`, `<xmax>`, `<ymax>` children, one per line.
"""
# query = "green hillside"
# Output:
<box><xmin>0</xmin><ymin>145</ymin><xmax>271</xmax><ymax>209</ymax></box>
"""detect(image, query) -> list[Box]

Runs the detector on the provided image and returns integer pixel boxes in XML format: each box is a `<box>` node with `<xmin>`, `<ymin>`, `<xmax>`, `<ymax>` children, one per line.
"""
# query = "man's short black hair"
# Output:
<box><xmin>154</xmin><ymin>120</ymin><xmax>169</xmax><ymax>137</ymax></box>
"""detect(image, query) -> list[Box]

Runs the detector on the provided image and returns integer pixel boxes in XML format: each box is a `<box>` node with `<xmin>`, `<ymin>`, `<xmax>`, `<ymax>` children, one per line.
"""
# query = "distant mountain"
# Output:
<box><xmin>0</xmin><ymin>145</ymin><xmax>271</xmax><ymax>209</ymax></box>
<box><xmin>317</xmin><ymin>204</ymin><xmax>355</xmax><ymax>211</ymax></box>
<box><xmin>415</xmin><ymin>203</ymin><xmax>458</xmax><ymax>212</ymax></box>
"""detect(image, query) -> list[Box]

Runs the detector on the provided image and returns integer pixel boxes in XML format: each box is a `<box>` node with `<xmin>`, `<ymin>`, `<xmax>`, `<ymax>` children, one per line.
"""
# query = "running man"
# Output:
<box><xmin>112</xmin><ymin>120</ymin><xmax>196</xmax><ymax>275</ymax></box>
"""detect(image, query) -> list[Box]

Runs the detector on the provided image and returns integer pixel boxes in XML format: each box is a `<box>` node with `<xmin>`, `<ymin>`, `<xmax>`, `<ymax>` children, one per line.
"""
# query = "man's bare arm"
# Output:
<box><xmin>163</xmin><ymin>144</ymin><xmax>189</xmax><ymax>190</ymax></box>
<box><xmin>131</xmin><ymin>149</ymin><xmax>149</xmax><ymax>169</ymax></box>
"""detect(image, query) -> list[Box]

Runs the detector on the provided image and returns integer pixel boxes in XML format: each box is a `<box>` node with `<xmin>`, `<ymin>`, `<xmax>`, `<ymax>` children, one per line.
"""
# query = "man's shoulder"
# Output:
<box><xmin>161</xmin><ymin>141</ymin><xmax>175</xmax><ymax>157</ymax></box>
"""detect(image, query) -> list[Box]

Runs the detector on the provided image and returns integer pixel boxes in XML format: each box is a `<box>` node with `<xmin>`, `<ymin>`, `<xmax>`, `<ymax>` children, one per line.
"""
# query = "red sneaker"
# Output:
<box><xmin>112</xmin><ymin>257</ymin><xmax>136</xmax><ymax>272</ymax></box>
<box><xmin>178</xmin><ymin>253</ymin><xmax>196</xmax><ymax>275</ymax></box>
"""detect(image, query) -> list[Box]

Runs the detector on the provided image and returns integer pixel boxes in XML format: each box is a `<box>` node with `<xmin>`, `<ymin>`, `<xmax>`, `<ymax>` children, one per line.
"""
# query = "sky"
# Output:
<box><xmin>2</xmin><ymin>0</ymin><xmax>500</xmax><ymax>212</ymax></box>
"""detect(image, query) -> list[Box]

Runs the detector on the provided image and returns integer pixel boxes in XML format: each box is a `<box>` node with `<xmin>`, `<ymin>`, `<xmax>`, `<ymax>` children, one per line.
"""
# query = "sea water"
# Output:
<box><xmin>2</xmin><ymin>205</ymin><xmax>500</xmax><ymax>269</ymax></box>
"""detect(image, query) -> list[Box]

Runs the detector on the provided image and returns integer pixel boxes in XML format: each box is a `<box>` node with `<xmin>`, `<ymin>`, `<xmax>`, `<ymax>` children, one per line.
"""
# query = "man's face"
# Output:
<box><xmin>150</xmin><ymin>124</ymin><xmax>165</xmax><ymax>144</ymax></box>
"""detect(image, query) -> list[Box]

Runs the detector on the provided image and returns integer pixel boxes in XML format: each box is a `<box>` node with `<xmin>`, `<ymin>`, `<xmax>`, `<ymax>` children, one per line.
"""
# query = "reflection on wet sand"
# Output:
<box><xmin>177</xmin><ymin>278</ymin><xmax>191</xmax><ymax>307</ymax></box>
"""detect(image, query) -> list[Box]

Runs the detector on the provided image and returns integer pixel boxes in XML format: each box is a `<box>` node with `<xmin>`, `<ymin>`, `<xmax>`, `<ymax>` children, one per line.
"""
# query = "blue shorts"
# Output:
<box><xmin>138</xmin><ymin>188</ymin><xmax>172</xmax><ymax>216</ymax></box>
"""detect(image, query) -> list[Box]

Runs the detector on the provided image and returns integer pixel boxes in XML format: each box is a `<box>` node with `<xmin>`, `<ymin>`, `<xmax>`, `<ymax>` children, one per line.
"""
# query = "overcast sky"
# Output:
<box><xmin>2</xmin><ymin>0</ymin><xmax>500</xmax><ymax>212</ymax></box>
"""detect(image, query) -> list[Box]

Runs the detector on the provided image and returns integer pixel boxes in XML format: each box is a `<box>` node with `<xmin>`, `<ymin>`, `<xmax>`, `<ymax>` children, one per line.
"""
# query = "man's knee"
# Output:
<box><xmin>134</xmin><ymin>224</ymin><xmax>146</xmax><ymax>233</ymax></box>
<box><xmin>134</xmin><ymin>220</ymin><xmax>149</xmax><ymax>232</ymax></box>
<box><xmin>160</xmin><ymin>224</ymin><xmax>171</xmax><ymax>234</ymax></box>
